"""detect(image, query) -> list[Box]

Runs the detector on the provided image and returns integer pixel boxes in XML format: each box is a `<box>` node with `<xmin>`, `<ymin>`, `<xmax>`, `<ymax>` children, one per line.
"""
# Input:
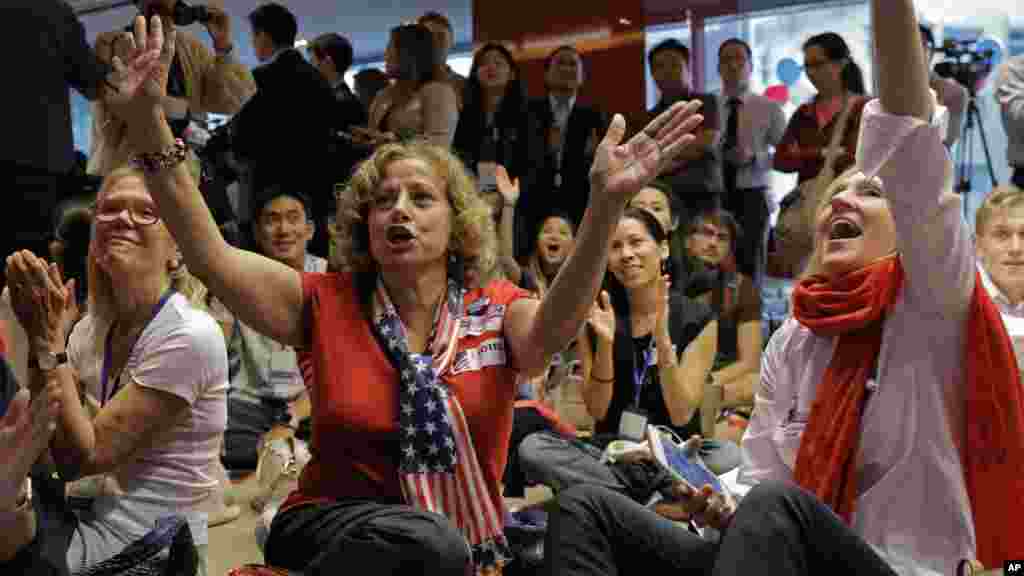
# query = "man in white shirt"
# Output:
<box><xmin>975</xmin><ymin>185</ymin><xmax>1024</xmax><ymax>371</ymax></box>
<box><xmin>995</xmin><ymin>55</ymin><xmax>1024</xmax><ymax>189</ymax></box>
<box><xmin>214</xmin><ymin>190</ymin><xmax>327</xmax><ymax>470</ymax></box>
<box><xmin>716</xmin><ymin>38</ymin><xmax>786</xmax><ymax>285</ymax></box>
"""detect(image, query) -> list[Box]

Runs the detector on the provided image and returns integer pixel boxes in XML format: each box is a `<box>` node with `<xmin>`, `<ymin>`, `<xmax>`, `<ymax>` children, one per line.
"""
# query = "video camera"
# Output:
<box><xmin>933</xmin><ymin>38</ymin><xmax>994</xmax><ymax>92</ymax></box>
<box><xmin>134</xmin><ymin>1</ymin><xmax>211</xmax><ymax>27</ymax></box>
<box><xmin>172</xmin><ymin>1</ymin><xmax>212</xmax><ymax>26</ymax></box>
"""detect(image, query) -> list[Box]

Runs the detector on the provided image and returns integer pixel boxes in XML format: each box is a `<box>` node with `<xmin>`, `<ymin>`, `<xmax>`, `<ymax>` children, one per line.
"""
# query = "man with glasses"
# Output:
<box><xmin>209</xmin><ymin>190</ymin><xmax>325</xmax><ymax>472</ymax></box>
<box><xmin>684</xmin><ymin>209</ymin><xmax>760</xmax><ymax>445</ymax></box>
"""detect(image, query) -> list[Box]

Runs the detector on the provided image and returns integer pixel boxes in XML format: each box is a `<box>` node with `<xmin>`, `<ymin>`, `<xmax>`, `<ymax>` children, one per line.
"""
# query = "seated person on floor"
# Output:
<box><xmin>628</xmin><ymin>180</ymin><xmax>687</xmax><ymax>291</ymax></box>
<box><xmin>541</xmin><ymin>3</ymin><xmax>1024</xmax><ymax>574</ymax></box>
<box><xmin>5</xmin><ymin>165</ymin><xmax>229</xmax><ymax>574</ymax></box>
<box><xmin>973</xmin><ymin>184</ymin><xmax>1024</xmax><ymax>369</ymax></box>
<box><xmin>517</xmin><ymin>207</ymin><xmax>727</xmax><ymax>504</ymax></box>
<box><xmin>211</xmin><ymin>189</ymin><xmax>324</xmax><ymax>473</ymax></box>
<box><xmin>682</xmin><ymin>208</ymin><xmax>759</xmax><ymax>444</ymax></box>
<box><xmin>112</xmin><ymin>14</ymin><xmax>704</xmax><ymax>572</ymax></box>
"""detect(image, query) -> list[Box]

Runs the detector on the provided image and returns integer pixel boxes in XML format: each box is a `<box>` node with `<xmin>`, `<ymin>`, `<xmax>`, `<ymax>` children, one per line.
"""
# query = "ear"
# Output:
<box><xmin>303</xmin><ymin>218</ymin><xmax>316</xmax><ymax>243</ymax></box>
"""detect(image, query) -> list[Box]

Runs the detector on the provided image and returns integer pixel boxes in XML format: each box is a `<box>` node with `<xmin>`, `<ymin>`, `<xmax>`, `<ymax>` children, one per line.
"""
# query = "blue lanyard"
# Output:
<box><xmin>632</xmin><ymin>340</ymin><xmax>655</xmax><ymax>409</ymax></box>
<box><xmin>101</xmin><ymin>288</ymin><xmax>176</xmax><ymax>405</ymax></box>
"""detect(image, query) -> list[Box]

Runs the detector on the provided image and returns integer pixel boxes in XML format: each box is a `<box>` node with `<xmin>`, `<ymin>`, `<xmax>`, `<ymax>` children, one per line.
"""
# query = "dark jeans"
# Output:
<box><xmin>265</xmin><ymin>499</ymin><xmax>470</xmax><ymax>575</ymax></box>
<box><xmin>545</xmin><ymin>482</ymin><xmax>898</xmax><ymax>576</ymax></box>
<box><xmin>2</xmin><ymin>164</ymin><xmax>62</xmax><ymax>287</ymax></box>
<box><xmin>724</xmin><ymin>186</ymin><xmax>769</xmax><ymax>285</ymax></box>
<box><xmin>505</xmin><ymin>406</ymin><xmax>559</xmax><ymax>498</ymax></box>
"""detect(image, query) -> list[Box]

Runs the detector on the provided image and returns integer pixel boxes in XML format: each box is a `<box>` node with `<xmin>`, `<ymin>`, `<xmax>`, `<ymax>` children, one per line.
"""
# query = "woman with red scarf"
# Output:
<box><xmin>541</xmin><ymin>1</ymin><xmax>1024</xmax><ymax>575</ymax></box>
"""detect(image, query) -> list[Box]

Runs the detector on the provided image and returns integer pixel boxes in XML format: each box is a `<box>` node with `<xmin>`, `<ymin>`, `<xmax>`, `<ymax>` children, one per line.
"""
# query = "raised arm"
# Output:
<box><xmin>866</xmin><ymin>0</ymin><xmax>971</xmax><ymax>314</ymax></box>
<box><xmin>503</xmin><ymin>101</ymin><xmax>705</xmax><ymax>375</ymax></box>
<box><xmin>494</xmin><ymin>165</ymin><xmax>523</xmax><ymax>285</ymax></box>
<box><xmin>872</xmin><ymin>0</ymin><xmax>932</xmax><ymax>121</ymax></box>
<box><xmin>108</xmin><ymin>16</ymin><xmax>305</xmax><ymax>348</ymax></box>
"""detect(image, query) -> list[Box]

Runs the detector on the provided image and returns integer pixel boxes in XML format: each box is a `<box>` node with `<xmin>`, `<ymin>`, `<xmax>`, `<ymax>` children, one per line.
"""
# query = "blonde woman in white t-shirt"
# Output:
<box><xmin>6</xmin><ymin>165</ymin><xmax>229</xmax><ymax>575</ymax></box>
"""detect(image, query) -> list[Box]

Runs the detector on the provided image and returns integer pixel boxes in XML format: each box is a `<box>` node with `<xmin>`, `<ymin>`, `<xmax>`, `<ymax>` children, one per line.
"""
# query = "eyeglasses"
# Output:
<box><xmin>93</xmin><ymin>205</ymin><xmax>161</xmax><ymax>227</ymax></box>
<box><xmin>804</xmin><ymin>59</ymin><xmax>832</xmax><ymax>71</ymax></box>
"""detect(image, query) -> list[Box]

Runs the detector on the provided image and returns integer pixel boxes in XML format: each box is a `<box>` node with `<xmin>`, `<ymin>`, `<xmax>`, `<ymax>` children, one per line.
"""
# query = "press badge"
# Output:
<box><xmin>619</xmin><ymin>409</ymin><xmax>648</xmax><ymax>442</ymax></box>
<box><xmin>268</xmin><ymin>345</ymin><xmax>302</xmax><ymax>399</ymax></box>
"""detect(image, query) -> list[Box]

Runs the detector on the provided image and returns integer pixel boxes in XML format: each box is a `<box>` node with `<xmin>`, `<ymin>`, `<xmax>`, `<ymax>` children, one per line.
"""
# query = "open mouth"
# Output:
<box><xmin>386</xmin><ymin>226</ymin><xmax>415</xmax><ymax>244</ymax></box>
<box><xmin>829</xmin><ymin>218</ymin><xmax>863</xmax><ymax>241</ymax></box>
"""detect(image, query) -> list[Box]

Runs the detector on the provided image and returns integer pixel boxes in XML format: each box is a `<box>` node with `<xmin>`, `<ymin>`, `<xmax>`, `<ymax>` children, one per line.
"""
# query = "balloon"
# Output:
<box><xmin>764</xmin><ymin>85</ymin><xmax>790</xmax><ymax>103</ymax></box>
<box><xmin>776</xmin><ymin>58</ymin><xmax>802</xmax><ymax>87</ymax></box>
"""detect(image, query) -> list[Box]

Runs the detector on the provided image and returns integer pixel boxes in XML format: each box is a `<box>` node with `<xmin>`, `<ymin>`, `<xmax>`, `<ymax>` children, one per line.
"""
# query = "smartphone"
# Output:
<box><xmin>646</xmin><ymin>426</ymin><xmax>725</xmax><ymax>495</ymax></box>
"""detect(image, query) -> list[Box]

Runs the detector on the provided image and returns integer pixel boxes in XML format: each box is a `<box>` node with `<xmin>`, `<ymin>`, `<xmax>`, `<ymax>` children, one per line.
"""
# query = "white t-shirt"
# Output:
<box><xmin>66</xmin><ymin>292</ymin><xmax>228</xmax><ymax>558</ymax></box>
<box><xmin>208</xmin><ymin>254</ymin><xmax>326</xmax><ymax>404</ymax></box>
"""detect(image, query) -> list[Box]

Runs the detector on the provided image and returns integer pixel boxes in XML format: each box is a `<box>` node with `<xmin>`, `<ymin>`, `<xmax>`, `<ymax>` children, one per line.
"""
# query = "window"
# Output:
<box><xmin>643</xmin><ymin>23</ymin><xmax>692</xmax><ymax>111</ymax></box>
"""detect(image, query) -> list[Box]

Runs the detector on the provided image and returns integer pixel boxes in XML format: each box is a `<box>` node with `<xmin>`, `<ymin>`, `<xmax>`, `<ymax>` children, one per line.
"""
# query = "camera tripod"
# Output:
<box><xmin>955</xmin><ymin>91</ymin><xmax>999</xmax><ymax>219</ymax></box>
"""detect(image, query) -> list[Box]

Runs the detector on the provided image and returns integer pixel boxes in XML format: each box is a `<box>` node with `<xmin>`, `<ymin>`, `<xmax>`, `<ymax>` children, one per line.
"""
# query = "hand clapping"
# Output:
<box><xmin>5</xmin><ymin>251</ymin><xmax>76</xmax><ymax>349</ymax></box>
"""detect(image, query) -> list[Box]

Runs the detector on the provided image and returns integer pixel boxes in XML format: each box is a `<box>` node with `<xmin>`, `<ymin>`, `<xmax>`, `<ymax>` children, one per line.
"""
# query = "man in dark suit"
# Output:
<box><xmin>231</xmin><ymin>3</ymin><xmax>337</xmax><ymax>258</ymax></box>
<box><xmin>648</xmin><ymin>39</ymin><xmax>722</xmax><ymax>226</ymax></box>
<box><xmin>308</xmin><ymin>33</ymin><xmax>369</xmax><ymax>196</ymax></box>
<box><xmin>0</xmin><ymin>0</ymin><xmax>111</xmax><ymax>286</ymax></box>
<box><xmin>522</xmin><ymin>46</ymin><xmax>606</xmax><ymax>256</ymax></box>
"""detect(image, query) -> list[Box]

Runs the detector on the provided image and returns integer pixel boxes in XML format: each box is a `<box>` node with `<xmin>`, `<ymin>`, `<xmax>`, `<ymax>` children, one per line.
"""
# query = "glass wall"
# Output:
<box><xmin>646</xmin><ymin>0</ymin><xmax>1024</xmax><ymax>228</ymax></box>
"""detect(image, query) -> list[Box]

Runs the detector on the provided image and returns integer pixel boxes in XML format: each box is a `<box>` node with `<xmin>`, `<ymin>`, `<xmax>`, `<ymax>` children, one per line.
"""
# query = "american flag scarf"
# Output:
<box><xmin>372</xmin><ymin>276</ymin><xmax>511</xmax><ymax>574</ymax></box>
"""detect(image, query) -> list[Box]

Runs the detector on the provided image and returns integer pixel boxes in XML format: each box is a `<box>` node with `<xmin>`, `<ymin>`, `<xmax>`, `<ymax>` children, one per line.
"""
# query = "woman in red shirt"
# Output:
<box><xmin>774</xmin><ymin>32</ymin><xmax>869</xmax><ymax>184</ymax></box>
<box><xmin>102</xmin><ymin>15</ymin><xmax>706</xmax><ymax>575</ymax></box>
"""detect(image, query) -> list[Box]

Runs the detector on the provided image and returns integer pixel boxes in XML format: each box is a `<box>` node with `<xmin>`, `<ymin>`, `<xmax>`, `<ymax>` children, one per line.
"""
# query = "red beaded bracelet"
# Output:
<box><xmin>130</xmin><ymin>138</ymin><xmax>187</xmax><ymax>173</ymax></box>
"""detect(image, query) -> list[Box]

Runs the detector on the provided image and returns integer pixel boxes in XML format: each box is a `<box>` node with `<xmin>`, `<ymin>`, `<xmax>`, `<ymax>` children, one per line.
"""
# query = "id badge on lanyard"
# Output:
<box><xmin>267</xmin><ymin>343</ymin><xmax>301</xmax><ymax>400</ymax></box>
<box><xmin>619</xmin><ymin>343</ymin><xmax>657</xmax><ymax>442</ymax></box>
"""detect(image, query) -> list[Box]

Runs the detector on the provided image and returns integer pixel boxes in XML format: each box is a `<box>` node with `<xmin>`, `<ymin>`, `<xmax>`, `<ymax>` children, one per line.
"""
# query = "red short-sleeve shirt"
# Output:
<box><xmin>283</xmin><ymin>272</ymin><xmax>531</xmax><ymax>516</ymax></box>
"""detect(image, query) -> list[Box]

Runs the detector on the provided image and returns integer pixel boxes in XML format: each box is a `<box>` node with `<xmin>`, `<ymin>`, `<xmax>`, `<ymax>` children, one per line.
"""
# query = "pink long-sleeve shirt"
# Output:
<box><xmin>741</xmin><ymin>98</ymin><xmax>976</xmax><ymax>576</ymax></box>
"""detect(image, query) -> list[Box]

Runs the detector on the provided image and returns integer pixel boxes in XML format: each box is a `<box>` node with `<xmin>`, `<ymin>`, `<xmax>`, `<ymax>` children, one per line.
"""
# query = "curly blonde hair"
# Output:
<box><xmin>88</xmin><ymin>166</ymin><xmax>208</xmax><ymax>324</ymax></box>
<box><xmin>333</xmin><ymin>141</ymin><xmax>497</xmax><ymax>277</ymax></box>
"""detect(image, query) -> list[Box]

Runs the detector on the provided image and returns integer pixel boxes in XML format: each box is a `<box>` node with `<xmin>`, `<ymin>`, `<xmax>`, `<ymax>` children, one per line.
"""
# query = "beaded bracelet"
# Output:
<box><xmin>130</xmin><ymin>138</ymin><xmax>187</xmax><ymax>173</ymax></box>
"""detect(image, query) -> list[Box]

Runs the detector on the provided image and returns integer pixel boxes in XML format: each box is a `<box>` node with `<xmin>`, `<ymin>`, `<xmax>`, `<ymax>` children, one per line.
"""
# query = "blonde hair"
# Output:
<box><xmin>88</xmin><ymin>166</ymin><xmax>208</xmax><ymax>324</ymax></box>
<box><xmin>975</xmin><ymin>185</ymin><xmax>1024</xmax><ymax>238</ymax></box>
<box><xmin>333</xmin><ymin>140</ymin><xmax>496</xmax><ymax>276</ymax></box>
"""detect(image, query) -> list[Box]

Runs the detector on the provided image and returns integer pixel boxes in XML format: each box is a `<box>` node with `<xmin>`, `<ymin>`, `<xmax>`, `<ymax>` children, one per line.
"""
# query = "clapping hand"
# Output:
<box><xmin>590</xmin><ymin>101</ymin><xmax>704</xmax><ymax>206</ymax></box>
<box><xmin>654</xmin><ymin>274</ymin><xmax>671</xmax><ymax>342</ymax></box>
<box><xmin>5</xmin><ymin>251</ymin><xmax>76</xmax><ymax>350</ymax></box>
<box><xmin>0</xmin><ymin>387</ymin><xmax>61</xmax><ymax>512</ymax></box>
<box><xmin>587</xmin><ymin>291</ymin><xmax>616</xmax><ymax>344</ymax></box>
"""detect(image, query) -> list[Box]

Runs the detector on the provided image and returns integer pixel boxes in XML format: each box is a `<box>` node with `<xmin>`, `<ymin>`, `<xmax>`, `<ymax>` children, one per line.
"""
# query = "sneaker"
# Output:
<box><xmin>646</xmin><ymin>427</ymin><xmax>723</xmax><ymax>493</ymax></box>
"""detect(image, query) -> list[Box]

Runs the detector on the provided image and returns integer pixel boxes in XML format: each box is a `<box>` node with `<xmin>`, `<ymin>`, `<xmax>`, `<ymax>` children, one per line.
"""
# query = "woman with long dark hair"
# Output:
<box><xmin>356</xmin><ymin>24</ymin><xmax>458</xmax><ymax>148</ymax></box>
<box><xmin>453</xmin><ymin>43</ymin><xmax>531</xmax><ymax>188</ymax></box>
<box><xmin>518</xmin><ymin>207</ymin><xmax>720</xmax><ymax>498</ymax></box>
<box><xmin>774</xmin><ymin>32</ymin><xmax>869</xmax><ymax>184</ymax></box>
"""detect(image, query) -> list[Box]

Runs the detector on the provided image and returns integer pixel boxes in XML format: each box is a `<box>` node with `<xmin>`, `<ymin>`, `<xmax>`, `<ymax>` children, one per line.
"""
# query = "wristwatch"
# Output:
<box><xmin>33</xmin><ymin>350</ymin><xmax>69</xmax><ymax>371</ymax></box>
